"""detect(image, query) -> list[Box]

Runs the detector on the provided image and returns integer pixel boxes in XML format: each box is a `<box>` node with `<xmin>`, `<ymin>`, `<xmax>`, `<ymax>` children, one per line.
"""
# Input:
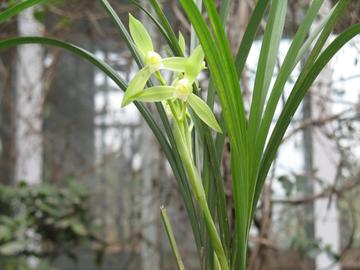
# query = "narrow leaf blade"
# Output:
<box><xmin>0</xmin><ymin>0</ymin><xmax>49</xmax><ymax>24</ymax></box>
<box><xmin>255</xmin><ymin>21</ymin><xmax>360</xmax><ymax>217</ymax></box>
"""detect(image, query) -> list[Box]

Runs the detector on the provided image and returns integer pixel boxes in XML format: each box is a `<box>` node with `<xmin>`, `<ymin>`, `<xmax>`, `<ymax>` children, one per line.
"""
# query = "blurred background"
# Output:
<box><xmin>0</xmin><ymin>0</ymin><xmax>359</xmax><ymax>269</ymax></box>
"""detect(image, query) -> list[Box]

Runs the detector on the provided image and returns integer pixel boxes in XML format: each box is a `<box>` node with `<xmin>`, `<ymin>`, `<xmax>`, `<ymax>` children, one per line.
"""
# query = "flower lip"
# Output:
<box><xmin>145</xmin><ymin>51</ymin><xmax>163</xmax><ymax>72</ymax></box>
<box><xmin>174</xmin><ymin>78</ymin><xmax>192</xmax><ymax>102</ymax></box>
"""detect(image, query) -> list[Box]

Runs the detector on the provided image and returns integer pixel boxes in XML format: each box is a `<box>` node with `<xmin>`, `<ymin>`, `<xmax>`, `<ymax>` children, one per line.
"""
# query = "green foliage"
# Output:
<box><xmin>0</xmin><ymin>182</ymin><xmax>98</xmax><ymax>261</ymax></box>
<box><xmin>291</xmin><ymin>236</ymin><xmax>340</xmax><ymax>262</ymax></box>
<box><xmin>0</xmin><ymin>0</ymin><xmax>49</xmax><ymax>24</ymax></box>
<box><xmin>0</xmin><ymin>0</ymin><xmax>359</xmax><ymax>269</ymax></box>
<box><xmin>1</xmin><ymin>257</ymin><xmax>59</xmax><ymax>270</ymax></box>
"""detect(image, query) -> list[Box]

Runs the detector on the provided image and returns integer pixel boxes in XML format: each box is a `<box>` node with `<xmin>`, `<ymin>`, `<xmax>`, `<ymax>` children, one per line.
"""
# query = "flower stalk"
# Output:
<box><xmin>173</xmin><ymin>118</ymin><xmax>229</xmax><ymax>270</ymax></box>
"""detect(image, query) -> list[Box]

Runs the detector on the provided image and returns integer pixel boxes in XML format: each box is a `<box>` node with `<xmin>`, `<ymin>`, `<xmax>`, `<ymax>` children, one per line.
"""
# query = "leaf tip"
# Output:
<box><xmin>128</xmin><ymin>13</ymin><xmax>135</xmax><ymax>21</ymax></box>
<box><xmin>214</xmin><ymin>124</ymin><xmax>223</xmax><ymax>133</ymax></box>
<box><xmin>121</xmin><ymin>97</ymin><xmax>130</xmax><ymax>107</ymax></box>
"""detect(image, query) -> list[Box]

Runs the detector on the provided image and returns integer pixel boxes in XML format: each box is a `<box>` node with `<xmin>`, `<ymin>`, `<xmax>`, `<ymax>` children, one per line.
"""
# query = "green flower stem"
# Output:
<box><xmin>173</xmin><ymin>119</ymin><xmax>229</xmax><ymax>270</ymax></box>
<box><xmin>168</xmin><ymin>101</ymin><xmax>179</xmax><ymax>119</ymax></box>
<box><xmin>155</xmin><ymin>71</ymin><xmax>167</xmax><ymax>85</ymax></box>
<box><xmin>182</xmin><ymin>118</ymin><xmax>192</xmax><ymax>157</ymax></box>
<box><xmin>160</xmin><ymin>206</ymin><xmax>185</xmax><ymax>270</ymax></box>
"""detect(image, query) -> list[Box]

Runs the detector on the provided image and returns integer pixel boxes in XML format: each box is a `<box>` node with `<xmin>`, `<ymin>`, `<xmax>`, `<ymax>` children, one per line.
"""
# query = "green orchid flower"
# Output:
<box><xmin>135</xmin><ymin>47</ymin><xmax>221</xmax><ymax>133</ymax></box>
<box><xmin>122</xmin><ymin>15</ymin><xmax>221</xmax><ymax>133</ymax></box>
<box><xmin>121</xmin><ymin>15</ymin><xmax>188</xmax><ymax>106</ymax></box>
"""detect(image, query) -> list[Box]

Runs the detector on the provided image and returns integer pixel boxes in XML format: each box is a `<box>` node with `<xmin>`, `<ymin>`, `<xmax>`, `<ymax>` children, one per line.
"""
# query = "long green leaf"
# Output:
<box><xmin>0</xmin><ymin>0</ymin><xmax>49</xmax><ymax>24</ymax></box>
<box><xmin>100</xmin><ymin>0</ymin><xmax>142</xmax><ymax>67</ymax></box>
<box><xmin>297</xmin><ymin>0</ymin><xmax>350</xmax><ymax>81</ymax></box>
<box><xmin>295</xmin><ymin>4</ymin><xmax>336</xmax><ymax>64</ymax></box>
<box><xmin>257</xmin><ymin>0</ymin><xmax>325</xmax><ymax>158</ymax></box>
<box><xmin>246</xmin><ymin>2</ymin><xmax>287</xmax><ymax>232</ymax></box>
<box><xmin>247</xmin><ymin>0</ymin><xmax>287</xmax><ymax>138</ymax></box>
<box><xmin>248</xmin><ymin>0</ymin><xmax>327</xmax><ymax>226</ymax></box>
<box><xmin>253</xmin><ymin>0</ymin><xmax>351</xmax><ymax>216</ymax></box>
<box><xmin>234</xmin><ymin>0</ymin><xmax>270</xmax><ymax>76</ymax></box>
<box><xmin>179</xmin><ymin>0</ymin><xmax>242</xmax><ymax>144</ymax></box>
<box><xmin>200</xmin><ymin>1</ymin><xmax>252</xmax><ymax>268</ymax></box>
<box><xmin>219</xmin><ymin>0</ymin><xmax>231</xmax><ymax>25</ymax></box>
<box><xmin>0</xmin><ymin>36</ymin><xmax>167</xmax><ymax>148</ymax></box>
<box><xmin>178</xmin><ymin>1</ymin><xmax>250</xmax><ymax>268</ymax></box>
<box><xmin>0</xmin><ymin>38</ymin><xmax>191</xmax><ymax>246</ymax></box>
<box><xmin>148</xmin><ymin>0</ymin><xmax>184</xmax><ymax>56</ymax></box>
<box><xmin>202</xmin><ymin>0</ymin><xmax>247</xmax><ymax>142</ymax></box>
<box><xmin>255</xmin><ymin>23</ymin><xmax>360</xmax><ymax>217</ymax></box>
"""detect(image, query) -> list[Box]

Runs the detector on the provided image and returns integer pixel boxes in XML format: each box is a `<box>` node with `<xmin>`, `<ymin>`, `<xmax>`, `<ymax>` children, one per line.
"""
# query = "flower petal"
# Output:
<box><xmin>122</xmin><ymin>66</ymin><xmax>152</xmax><ymax>107</ymax></box>
<box><xmin>135</xmin><ymin>86</ymin><xmax>176</xmax><ymax>102</ymax></box>
<box><xmin>187</xmin><ymin>93</ymin><xmax>222</xmax><ymax>133</ymax></box>
<box><xmin>129</xmin><ymin>14</ymin><xmax>154</xmax><ymax>58</ymax></box>
<box><xmin>186</xmin><ymin>45</ymin><xmax>205</xmax><ymax>82</ymax></box>
<box><xmin>162</xmin><ymin>57</ymin><xmax>187</xmax><ymax>72</ymax></box>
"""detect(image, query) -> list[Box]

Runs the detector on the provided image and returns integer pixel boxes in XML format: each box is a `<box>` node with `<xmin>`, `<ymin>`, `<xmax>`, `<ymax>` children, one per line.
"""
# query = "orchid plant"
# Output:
<box><xmin>0</xmin><ymin>0</ymin><xmax>359</xmax><ymax>270</ymax></box>
<box><xmin>123</xmin><ymin>15</ymin><xmax>227</xmax><ymax>268</ymax></box>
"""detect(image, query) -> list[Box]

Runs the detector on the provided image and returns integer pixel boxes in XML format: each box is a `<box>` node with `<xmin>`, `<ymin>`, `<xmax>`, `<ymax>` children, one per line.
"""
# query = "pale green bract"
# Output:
<box><xmin>178</xmin><ymin>32</ymin><xmax>186</xmax><ymax>55</ymax></box>
<box><xmin>122</xmin><ymin>14</ymin><xmax>221</xmax><ymax>133</ymax></box>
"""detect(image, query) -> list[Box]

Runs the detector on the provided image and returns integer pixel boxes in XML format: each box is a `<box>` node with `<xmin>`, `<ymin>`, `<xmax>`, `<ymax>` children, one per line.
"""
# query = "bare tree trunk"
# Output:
<box><xmin>15</xmin><ymin>8</ymin><xmax>44</xmax><ymax>185</ymax></box>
